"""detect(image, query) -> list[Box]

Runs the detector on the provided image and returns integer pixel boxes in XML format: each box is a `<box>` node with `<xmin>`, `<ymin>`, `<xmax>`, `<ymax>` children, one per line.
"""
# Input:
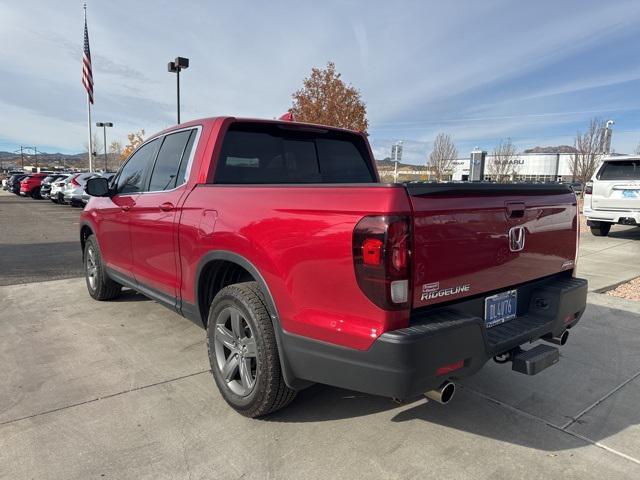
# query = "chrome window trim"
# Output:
<box><xmin>139</xmin><ymin>125</ymin><xmax>202</xmax><ymax>195</ymax></box>
<box><xmin>113</xmin><ymin>125</ymin><xmax>202</xmax><ymax>196</ymax></box>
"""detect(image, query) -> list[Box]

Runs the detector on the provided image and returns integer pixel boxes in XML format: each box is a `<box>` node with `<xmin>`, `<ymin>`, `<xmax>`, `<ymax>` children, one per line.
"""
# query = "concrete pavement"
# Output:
<box><xmin>1</xmin><ymin>189</ymin><xmax>640</xmax><ymax>478</ymax></box>
<box><xmin>1</xmin><ymin>278</ymin><xmax>639</xmax><ymax>479</ymax></box>
<box><xmin>577</xmin><ymin>224</ymin><xmax>640</xmax><ymax>292</ymax></box>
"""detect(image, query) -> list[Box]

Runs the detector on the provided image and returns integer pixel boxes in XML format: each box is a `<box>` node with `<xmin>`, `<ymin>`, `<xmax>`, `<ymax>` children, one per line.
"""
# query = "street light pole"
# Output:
<box><xmin>167</xmin><ymin>57</ymin><xmax>189</xmax><ymax>124</ymax></box>
<box><xmin>96</xmin><ymin>122</ymin><xmax>113</xmax><ymax>171</ymax></box>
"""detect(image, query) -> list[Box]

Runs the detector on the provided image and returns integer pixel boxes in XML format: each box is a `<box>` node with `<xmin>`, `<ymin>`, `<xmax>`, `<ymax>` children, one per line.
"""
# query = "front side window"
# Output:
<box><xmin>148</xmin><ymin>130</ymin><xmax>194</xmax><ymax>191</ymax></box>
<box><xmin>116</xmin><ymin>139</ymin><xmax>159</xmax><ymax>194</ymax></box>
<box><xmin>214</xmin><ymin>122</ymin><xmax>375</xmax><ymax>184</ymax></box>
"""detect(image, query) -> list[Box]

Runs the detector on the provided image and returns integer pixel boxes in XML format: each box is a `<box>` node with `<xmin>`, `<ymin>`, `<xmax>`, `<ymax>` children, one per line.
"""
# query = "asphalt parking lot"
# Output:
<box><xmin>1</xmin><ymin>190</ymin><xmax>640</xmax><ymax>479</ymax></box>
<box><xmin>0</xmin><ymin>191</ymin><xmax>84</xmax><ymax>285</ymax></box>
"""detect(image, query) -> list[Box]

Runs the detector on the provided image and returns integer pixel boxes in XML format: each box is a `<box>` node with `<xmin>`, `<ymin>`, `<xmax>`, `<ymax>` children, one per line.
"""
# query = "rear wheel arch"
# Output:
<box><xmin>195</xmin><ymin>251</ymin><xmax>279</xmax><ymax>329</ymax></box>
<box><xmin>194</xmin><ymin>251</ymin><xmax>306</xmax><ymax>390</ymax></box>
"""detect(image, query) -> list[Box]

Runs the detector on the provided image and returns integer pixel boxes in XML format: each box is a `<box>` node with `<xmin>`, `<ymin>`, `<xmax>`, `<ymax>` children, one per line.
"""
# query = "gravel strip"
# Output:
<box><xmin>607</xmin><ymin>277</ymin><xmax>640</xmax><ymax>301</ymax></box>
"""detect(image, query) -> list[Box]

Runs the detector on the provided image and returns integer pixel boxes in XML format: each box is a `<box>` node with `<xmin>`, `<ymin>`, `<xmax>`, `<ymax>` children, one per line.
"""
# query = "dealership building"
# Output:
<box><xmin>451</xmin><ymin>152</ymin><xmax>577</xmax><ymax>182</ymax></box>
<box><xmin>377</xmin><ymin>151</ymin><xmax>584</xmax><ymax>182</ymax></box>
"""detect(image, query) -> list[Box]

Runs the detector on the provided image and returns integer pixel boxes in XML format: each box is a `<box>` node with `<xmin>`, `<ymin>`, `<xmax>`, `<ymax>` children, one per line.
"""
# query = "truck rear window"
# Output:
<box><xmin>599</xmin><ymin>160</ymin><xmax>640</xmax><ymax>180</ymax></box>
<box><xmin>214</xmin><ymin>122</ymin><xmax>375</xmax><ymax>184</ymax></box>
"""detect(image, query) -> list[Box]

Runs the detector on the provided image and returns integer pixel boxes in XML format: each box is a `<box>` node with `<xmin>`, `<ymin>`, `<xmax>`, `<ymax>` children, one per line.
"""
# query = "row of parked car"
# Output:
<box><xmin>2</xmin><ymin>171</ymin><xmax>115</xmax><ymax>207</ymax></box>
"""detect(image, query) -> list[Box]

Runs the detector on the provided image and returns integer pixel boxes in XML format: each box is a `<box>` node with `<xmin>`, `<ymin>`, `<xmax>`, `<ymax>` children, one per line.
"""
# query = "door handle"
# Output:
<box><xmin>121</xmin><ymin>205</ymin><xmax>131</xmax><ymax>212</ymax></box>
<box><xmin>159</xmin><ymin>202</ymin><xmax>174</xmax><ymax>212</ymax></box>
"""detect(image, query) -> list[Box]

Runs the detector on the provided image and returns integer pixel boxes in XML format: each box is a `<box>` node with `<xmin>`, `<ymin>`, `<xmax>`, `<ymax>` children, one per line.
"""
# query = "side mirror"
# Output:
<box><xmin>85</xmin><ymin>177</ymin><xmax>111</xmax><ymax>197</ymax></box>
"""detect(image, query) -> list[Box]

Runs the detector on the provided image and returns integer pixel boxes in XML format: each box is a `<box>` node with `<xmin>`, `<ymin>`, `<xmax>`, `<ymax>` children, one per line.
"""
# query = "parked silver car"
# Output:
<box><xmin>50</xmin><ymin>174</ymin><xmax>74</xmax><ymax>203</ymax></box>
<box><xmin>63</xmin><ymin>172</ymin><xmax>99</xmax><ymax>207</ymax></box>
<box><xmin>40</xmin><ymin>174</ymin><xmax>68</xmax><ymax>200</ymax></box>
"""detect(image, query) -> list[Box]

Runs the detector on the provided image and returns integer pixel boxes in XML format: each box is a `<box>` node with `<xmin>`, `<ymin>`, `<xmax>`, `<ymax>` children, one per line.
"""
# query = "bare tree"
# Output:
<box><xmin>570</xmin><ymin>118</ymin><xmax>607</xmax><ymax>185</ymax></box>
<box><xmin>108</xmin><ymin>141</ymin><xmax>123</xmax><ymax>171</ymax></box>
<box><xmin>82</xmin><ymin>133</ymin><xmax>103</xmax><ymax>168</ymax></box>
<box><xmin>109</xmin><ymin>140</ymin><xmax>122</xmax><ymax>157</ymax></box>
<box><xmin>487</xmin><ymin>138</ymin><xmax>519</xmax><ymax>182</ymax></box>
<box><xmin>428</xmin><ymin>133</ymin><xmax>458</xmax><ymax>181</ymax></box>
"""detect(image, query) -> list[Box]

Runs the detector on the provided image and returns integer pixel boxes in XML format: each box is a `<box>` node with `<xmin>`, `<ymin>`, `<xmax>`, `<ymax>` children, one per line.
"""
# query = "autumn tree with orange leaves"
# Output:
<box><xmin>120</xmin><ymin>129</ymin><xmax>145</xmax><ymax>160</ymax></box>
<box><xmin>290</xmin><ymin>62</ymin><xmax>368</xmax><ymax>132</ymax></box>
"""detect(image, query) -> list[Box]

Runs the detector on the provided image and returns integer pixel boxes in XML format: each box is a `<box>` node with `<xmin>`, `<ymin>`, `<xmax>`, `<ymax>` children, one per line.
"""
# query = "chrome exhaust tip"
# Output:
<box><xmin>544</xmin><ymin>330</ymin><xmax>569</xmax><ymax>346</ymax></box>
<box><xmin>424</xmin><ymin>381</ymin><xmax>456</xmax><ymax>405</ymax></box>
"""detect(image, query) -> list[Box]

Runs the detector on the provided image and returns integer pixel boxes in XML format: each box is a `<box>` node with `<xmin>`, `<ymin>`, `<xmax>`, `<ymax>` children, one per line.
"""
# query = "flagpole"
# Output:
<box><xmin>84</xmin><ymin>2</ymin><xmax>93</xmax><ymax>172</ymax></box>
<box><xmin>87</xmin><ymin>93</ymin><xmax>93</xmax><ymax>172</ymax></box>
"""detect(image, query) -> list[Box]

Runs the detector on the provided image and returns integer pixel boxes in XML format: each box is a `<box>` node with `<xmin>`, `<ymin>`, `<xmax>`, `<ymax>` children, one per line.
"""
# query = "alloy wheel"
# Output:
<box><xmin>213</xmin><ymin>306</ymin><xmax>258</xmax><ymax>396</ymax></box>
<box><xmin>86</xmin><ymin>246</ymin><xmax>97</xmax><ymax>290</ymax></box>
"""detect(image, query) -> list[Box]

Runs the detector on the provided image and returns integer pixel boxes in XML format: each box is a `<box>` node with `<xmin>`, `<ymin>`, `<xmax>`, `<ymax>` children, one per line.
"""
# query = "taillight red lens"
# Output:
<box><xmin>585</xmin><ymin>182</ymin><xmax>593</xmax><ymax>195</ymax></box>
<box><xmin>353</xmin><ymin>215</ymin><xmax>411</xmax><ymax>310</ymax></box>
<box><xmin>71</xmin><ymin>175</ymin><xmax>80</xmax><ymax>186</ymax></box>
<box><xmin>362</xmin><ymin>238</ymin><xmax>383</xmax><ymax>265</ymax></box>
<box><xmin>388</xmin><ymin>220</ymin><xmax>408</xmax><ymax>271</ymax></box>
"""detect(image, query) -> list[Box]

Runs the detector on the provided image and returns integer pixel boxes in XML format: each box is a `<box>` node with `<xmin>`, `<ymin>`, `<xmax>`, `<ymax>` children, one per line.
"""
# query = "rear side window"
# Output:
<box><xmin>176</xmin><ymin>130</ymin><xmax>197</xmax><ymax>186</ymax></box>
<box><xmin>117</xmin><ymin>139</ymin><xmax>159</xmax><ymax>194</ymax></box>
<box><xmin>214</xmin><ymin>122</ymin><xmax>375</xmax><ymax>184</ymax></box>
<box><xmin>148</xmin><ymin>130</ymin><xmax>194</xmax><ymax>191</ymax></box>
<box><xmin>599</xmin><ymin>160</ymin><xmax>640</xmax><ymax>180</ymax></box>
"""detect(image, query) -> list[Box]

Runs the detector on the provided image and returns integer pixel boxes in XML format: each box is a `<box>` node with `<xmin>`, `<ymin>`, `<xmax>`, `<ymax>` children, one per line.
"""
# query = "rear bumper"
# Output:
<box><xmin>584</xmin><ymin>206</ymin><xmax>640</xmax><ymax>225</ymax></box>
<box><xmin>282</xmin><ymin>276</ymin><xmax>587</xmax><ymax>398</ymax></box>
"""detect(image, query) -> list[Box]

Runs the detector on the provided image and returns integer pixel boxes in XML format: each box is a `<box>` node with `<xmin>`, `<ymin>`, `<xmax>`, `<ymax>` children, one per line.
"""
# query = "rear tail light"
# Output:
<box><xmin>70</xmin><ymin>175</ymin><xmax>81</xmax><ymax>186</ymax></box>
<box><xmin>353</xmin><ymin>215</ymin><xmax>411</xmax><ymax>310</ymax></box>
<box><xmin>584</xmin><ymin>182</ymin><xmax>593</xmax><ymax>195</ymax></box>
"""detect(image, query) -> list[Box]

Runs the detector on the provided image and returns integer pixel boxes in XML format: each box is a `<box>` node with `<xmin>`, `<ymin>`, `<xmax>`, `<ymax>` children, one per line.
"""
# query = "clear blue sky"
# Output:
<box><xmin>1</xmin><ymin>0</ymin><xmax>639</xmax><ymax>163</ymax></box>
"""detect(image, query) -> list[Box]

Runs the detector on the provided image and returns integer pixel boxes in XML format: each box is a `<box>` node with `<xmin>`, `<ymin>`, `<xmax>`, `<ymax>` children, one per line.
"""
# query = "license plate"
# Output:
<box><xmin>622</xmin><ymin>189</ymin><xmax>640</xmax><ymax>198</ymax></box>
<box><xmin>484</xmin><ymin>290</ymin><xmax>517</xmax><ymax>328</ymax></box>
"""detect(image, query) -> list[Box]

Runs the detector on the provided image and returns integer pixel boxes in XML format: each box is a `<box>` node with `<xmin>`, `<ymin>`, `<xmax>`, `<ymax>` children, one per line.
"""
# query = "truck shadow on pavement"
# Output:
<box><xmin>266</xmin><ymin>378</ymin><xmax>638</xmax><ymax>454</ymax></box>
<box><xmin>607</xmin><ymin>227</ymin><xmax>640</xmax><ymax>240</ymax></box>
<box><xmin>265</xmin><ymin>298</ymin><xmax>640</xmax><ymax>456</ymax></box>
<box><xmin>111</xmin><ymin>288</ymin><xmax>154</xmax><ymax>302</ymax></box>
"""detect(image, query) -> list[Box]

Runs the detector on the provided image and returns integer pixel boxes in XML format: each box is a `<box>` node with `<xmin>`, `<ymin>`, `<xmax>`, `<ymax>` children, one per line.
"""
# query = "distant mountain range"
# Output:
<box><xmin>375</xmin><ymin>158</ymin><xmax>413</xmax><ymax>169</ymax></box>
<box><xmin>523</xmin><ymin>145</ymin><xmax>577</xmax><ymax>154</ymax></box>
<box><xmin>0</xmin><ymin>145</ymin><xmax>581</xmax><ymax>172</ymax></box>
<box><xmin>0</xmin><ymin>151</ymin><xmax>90</xmax><ymax>170</ymax></box>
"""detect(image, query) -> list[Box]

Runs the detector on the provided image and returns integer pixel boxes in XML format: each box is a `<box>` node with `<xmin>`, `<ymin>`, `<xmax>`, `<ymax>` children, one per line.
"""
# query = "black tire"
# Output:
<box><xmin>207</xmin><ymin>282</ymin><xmax>296</xmax><ymax>417</ymax></box>
<box><xmin>31</xmin><ymin>187</ymin><xmax>41</xmax><ymax>199</ymax></box>
<box><xmin>590</xmin><ymin>223</ymin><xmax>611</xmax><ymax>237</ymax></box>
<box><xmin>84</xmin><ymin>235</ymin><xmax>121</xmax><ymax>300</ymax></box>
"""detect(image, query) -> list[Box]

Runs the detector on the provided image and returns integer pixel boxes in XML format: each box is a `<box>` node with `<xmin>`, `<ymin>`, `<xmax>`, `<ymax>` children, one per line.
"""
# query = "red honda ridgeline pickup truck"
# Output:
<box><xmin>81</xmin><ymin>117</ymin><xmax>587</xmax><ymax>417</ymax></box>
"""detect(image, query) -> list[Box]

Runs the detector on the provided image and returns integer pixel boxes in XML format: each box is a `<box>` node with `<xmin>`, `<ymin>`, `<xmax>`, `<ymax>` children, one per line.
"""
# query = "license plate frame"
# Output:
<box><xmin>484</xmin><ymin>289</ymin><xmax>517</xmax><ymax>328</ymax></box>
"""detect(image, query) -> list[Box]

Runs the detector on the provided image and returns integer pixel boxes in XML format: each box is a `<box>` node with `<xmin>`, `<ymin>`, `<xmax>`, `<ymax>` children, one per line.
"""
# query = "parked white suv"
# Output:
<box><xmin>584</xmin><ymin>156</ymin><xmax>640</xmax><ymax>236</ymax></box>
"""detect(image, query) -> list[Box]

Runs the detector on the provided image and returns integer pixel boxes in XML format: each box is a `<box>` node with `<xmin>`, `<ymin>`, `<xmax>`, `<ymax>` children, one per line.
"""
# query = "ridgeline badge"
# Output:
<box><xmin>421</xmin><ymin>282</ymin><xmax>470</xmax><ymax>301</ymax></box>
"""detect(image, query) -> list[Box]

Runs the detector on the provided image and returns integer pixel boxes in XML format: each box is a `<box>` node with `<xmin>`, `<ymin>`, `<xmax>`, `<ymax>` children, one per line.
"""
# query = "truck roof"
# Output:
<box><xmin>602</xmin><ymin>155</ymin><xmax>640</xmax><ymax>162</ymax></box>
<box><xmin>152</xmin><ymin>116</ymin><xmax>364</xmax><ymax>140</ymax></box>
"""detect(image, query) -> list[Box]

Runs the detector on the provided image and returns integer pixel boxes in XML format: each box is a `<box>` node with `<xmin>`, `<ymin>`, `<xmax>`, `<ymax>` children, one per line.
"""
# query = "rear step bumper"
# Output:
<box><xmin>282</xmin><ymin>276</ymin><xmax>587</xmax><ymax>399</ymax></box>
<box><xmin>584</xmin><ymin>207</ymin><xmax>640</xmax><ymax>225</ymax></box>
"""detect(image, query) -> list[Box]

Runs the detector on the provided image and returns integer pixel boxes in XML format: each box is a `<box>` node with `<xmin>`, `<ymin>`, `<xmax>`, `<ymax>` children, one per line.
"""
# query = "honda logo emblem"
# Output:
<box><xmin>509</xmin><ymin>226</ymin><xmax>526</xmax><ymax>252</ymax></box>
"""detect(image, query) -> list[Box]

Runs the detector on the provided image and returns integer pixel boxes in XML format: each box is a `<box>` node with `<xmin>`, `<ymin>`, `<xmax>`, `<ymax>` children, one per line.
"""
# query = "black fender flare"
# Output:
<box><xmin>192</xmin><ymin>250</ymin><xmax>309</xmax><ymax>390</ymax></box>
<box><xmin>78</xmin><ymin>220</ymin><xmax>97</xmax><ymax>259</ymax></box>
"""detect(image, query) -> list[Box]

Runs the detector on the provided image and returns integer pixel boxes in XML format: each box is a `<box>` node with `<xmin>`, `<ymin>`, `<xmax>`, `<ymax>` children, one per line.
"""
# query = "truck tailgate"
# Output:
<box><xmin>407</xmin><ymin>183</ymin><xmax>578</xmax><ymax>308</ymax></box>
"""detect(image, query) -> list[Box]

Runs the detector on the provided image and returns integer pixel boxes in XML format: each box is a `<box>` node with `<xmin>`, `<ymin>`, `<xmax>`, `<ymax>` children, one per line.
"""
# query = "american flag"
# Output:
<box><xmin>82</xmin><ymin>11</ymin><xmax>94</xmax><ymax>104</ymax></box>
